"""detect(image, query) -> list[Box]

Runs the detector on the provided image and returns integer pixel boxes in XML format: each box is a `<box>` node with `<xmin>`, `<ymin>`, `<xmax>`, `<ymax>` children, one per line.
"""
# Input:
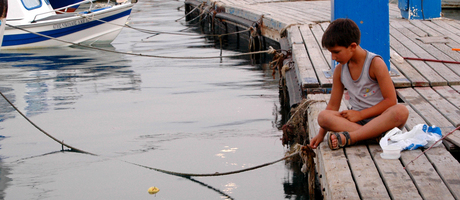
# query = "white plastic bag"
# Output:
<box><xmin>380</xmin><ymin>124</ymin><xmax>442</xmax><ymax>152</ymax></box>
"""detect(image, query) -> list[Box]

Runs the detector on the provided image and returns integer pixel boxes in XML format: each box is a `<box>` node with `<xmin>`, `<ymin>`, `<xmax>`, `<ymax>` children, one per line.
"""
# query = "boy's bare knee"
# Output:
<box><xmin>318</xmin><ymin>110</ymin><xmax>331</xmax><ymax>127</ymax></box>
<box><xmin>318</xmin><ymin>110</ymin><xmax>338</xmax><ymax>128</ymax></box>
<box><xmin>392</xmin><ymin>104</ymin><xmax>409</xmax><ymax>124</ymax></box>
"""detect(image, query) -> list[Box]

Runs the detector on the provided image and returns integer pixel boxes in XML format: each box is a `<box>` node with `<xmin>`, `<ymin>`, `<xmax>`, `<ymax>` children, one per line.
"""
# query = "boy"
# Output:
<box><xmin>309</xmin><ymin>18</ymin><xmax>409</xmax><ymax>150</ymax></box>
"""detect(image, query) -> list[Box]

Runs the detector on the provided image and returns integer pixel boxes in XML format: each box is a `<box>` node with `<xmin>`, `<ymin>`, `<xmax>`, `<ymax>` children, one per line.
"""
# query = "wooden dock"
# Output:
<box><xmin>184</xmin><ymin>0</ymin><xmax>460</xmax><ymax>199</ymax></box>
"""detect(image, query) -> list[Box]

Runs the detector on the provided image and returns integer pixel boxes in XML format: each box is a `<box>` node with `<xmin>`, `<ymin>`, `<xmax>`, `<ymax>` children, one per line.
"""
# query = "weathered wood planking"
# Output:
<box><xmin>299</xmin><ymin>25</ymin><xmax>332</xmax><ymax>88</ymax></box>
<box><xmin>393</xmin><ymin>20</ymin><xmax>460</xmax><ymax>85</ymax></box>
<box><xmin>341</xmin><ymin>95</ymin><xmax>420</xmax><ymax>199</ymax></box>
<box><xmin>312</xmin><ymin>22</ymin><xmax>332</xmax><ymax>68</ymax></box>
<box><xmin>335</xmin><ymin>98</ymin><xmax>390</xmax><ymax>199</ymax></box>
<box><xmin>345</xmin><ymin>146</ymin><xmax>390</xmax><ymax>199</ymax></box>
<box><xmin>400</xmin><ymin>148</ymin><xmax>455</xmax><ymax>200</ymax></box>
<box><xmin>432</xmin><ymin>86</ymin><xmax>460</xmax><ymax>111</ymax></box>
<box><xmin>368</xmin><ymin>144</ymin><xmax>423</xmax><ymax>200</ymax></box>
<box><xmin>307</xmin><ymin>94</ymin><xmax>360</xmax><ymax>200</ymax></box>
<box><xmin>397</xmin><ymin>88</ymin><xmax>460</xmax><ymax>147</ymax></box>
<box><xmin>452</xmin><ymin>85</ymin><xmax>460</xmax><ymax>93</ymax></box>
<box><xmin>390</xmin><ymin>24</ymin><xmax>451</xmax><ymax>86</ymax></box>
<box><xmin>287</xmin><ymin>24</ymin><xmax>304</xmax><ymax>45</ymax></box>
<box><xmin>402</xmin><ymin>105</ymin><xmax>459</xmax><ymax>200</ymax></box>
<box><xmin>288</xmin><ymin>26</ymin><xmax>320</xmax><ymax>89</ymax></box>
<box><xmin>415</xmin><ymin>87</ymin><xmax>460</xmax><ymax>127</ymax></box>
<box><xmin>388</xmin><ymin>62</ymin><xmax>412</xmax><ymax>88</ymax></box>
<box><xmin>390</xmin><ymin>33</ymin><xmax>446</xmax><ymax>86</ymax></box>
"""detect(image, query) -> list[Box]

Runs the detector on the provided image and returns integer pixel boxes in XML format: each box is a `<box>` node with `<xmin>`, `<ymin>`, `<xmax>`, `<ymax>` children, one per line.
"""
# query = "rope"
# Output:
<box><xmin>124</xmin><ymin>149</ymin><xmax>300</xmax><ymax>177</ymax></box>
<box><xmin>175</xmin><ymin>2</ymin><xmax>204</xmax><ymax>22</ymax></box>
<box><xmin>0</xmin><ymin>89</ymin><xmax>303</xmax><ymax>177</ymax></box>
<box><xmin>0</xmin><ymin>91</ymin><xmax>96</xmax><ymax>156</ymax></box>
<box><xmin>55</xmin><ymin>4</ymin><xmax>249</xmax><ymax>38</ymax></box>
<box><xmin>5</xmin><ymin>24</ymin><xmax>275</xmax><ymax>59</ymax></box>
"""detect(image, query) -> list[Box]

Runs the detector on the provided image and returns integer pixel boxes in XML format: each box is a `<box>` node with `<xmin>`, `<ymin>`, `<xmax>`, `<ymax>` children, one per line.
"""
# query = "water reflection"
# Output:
<box><xmin>0</xmin><ymin>0</ymin><xmax>306</xmax><ymax>198</ymax></box>
<box><xmin>0</xmin><ymin>46</ymin><xmax>140</xmax><ymax>118</ymax></box>
<box><xmin>0</xmin><ymin>160</ymin><xmax>11</xmax><ymax>200</ymax></box>
<box><xmin>0</xmin><ymin>135</ymin><xmax>11</xmax><ymax>200</ymax></box>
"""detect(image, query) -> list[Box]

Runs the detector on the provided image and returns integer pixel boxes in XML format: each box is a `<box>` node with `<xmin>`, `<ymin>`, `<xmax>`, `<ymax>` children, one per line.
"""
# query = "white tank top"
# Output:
<box><xmin>341</xmin><ymin>51</ymin><xmax>384</xmax><ymax>111</ymax></box>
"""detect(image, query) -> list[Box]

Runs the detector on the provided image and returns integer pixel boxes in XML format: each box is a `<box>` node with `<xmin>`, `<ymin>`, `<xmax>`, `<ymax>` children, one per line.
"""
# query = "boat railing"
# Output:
<box><xmin>54</xmin><ymin>0</ymin><xmax>96</xmax><ymax>13</ymax></box>
<box><xmin>31</xmin><ymin>0</ymin><xmax>95</xmax><ymax>22</ymax></box>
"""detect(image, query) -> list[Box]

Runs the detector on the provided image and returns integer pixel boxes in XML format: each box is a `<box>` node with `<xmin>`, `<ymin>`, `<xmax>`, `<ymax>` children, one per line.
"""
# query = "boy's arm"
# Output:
<box><xmin>310</xmin><ymin>65</ymin><xmax>344</xmax><ymax>149</ymax></box>
<box><xmin>356</xmin><ymin>57</ymin><xmax>397</xmax><ymax>120</ymax></box>
<box><xmin>326</xmin><ymin>64</ymin><xmax>344</xmax><ymax>111</ymax></box>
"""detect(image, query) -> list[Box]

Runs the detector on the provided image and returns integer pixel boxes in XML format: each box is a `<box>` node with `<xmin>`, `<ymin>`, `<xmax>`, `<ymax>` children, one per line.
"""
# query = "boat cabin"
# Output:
<box><xmin>7</xmin><ymin>0</ymin><xmax>55</xmax><ymax>25</ymax></box>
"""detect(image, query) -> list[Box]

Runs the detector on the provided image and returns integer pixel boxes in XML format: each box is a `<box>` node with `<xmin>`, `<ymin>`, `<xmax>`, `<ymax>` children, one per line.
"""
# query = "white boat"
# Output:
<box><xmin>2</xmin><ymin>0</ymin><xmax>135</xmax><ymax>49</ymax></box>
<box><xmin>0</xmin><ymin>0</ymin><xmax>7</xmax><ymax>47</ymax></box>
<box><xmin>49</xmin><ymin>0</ymin><xmax>83</xmax><ymax>13</ymax></box>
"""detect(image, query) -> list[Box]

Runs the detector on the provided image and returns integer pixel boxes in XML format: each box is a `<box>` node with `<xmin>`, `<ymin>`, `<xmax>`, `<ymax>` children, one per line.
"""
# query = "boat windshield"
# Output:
<box><xmin>21</xmin><ymin>0</ymin><xmax>42</xmax><ymax>10</ymax></box>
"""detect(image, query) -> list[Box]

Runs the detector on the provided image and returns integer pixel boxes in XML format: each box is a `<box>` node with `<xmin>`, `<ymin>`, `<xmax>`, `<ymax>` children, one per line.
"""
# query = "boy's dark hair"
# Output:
<box><xmin>321</xmin><ymin>18</ymin><xmax>361</xmax><ymax>49</ymax></box>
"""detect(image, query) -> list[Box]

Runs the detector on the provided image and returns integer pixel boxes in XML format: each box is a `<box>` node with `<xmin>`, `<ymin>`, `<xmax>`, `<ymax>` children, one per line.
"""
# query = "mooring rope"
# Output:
<box><xmin>124</xmin><ymin>150</ymin><xmax>300</xmax><ymax>177</ymax></box>
<box><xmin>0</xmin><ymin>89</ymin><xmax>301</xmax><ymax>177</ymax></box>
<box><xmin>0</xmin><ymin>91</ymin><xmax>96</xmax><ymax>156</ymax></box>
<box><xmin>5</xmin><ymin>24</ymin><xmax>275</xmax><ymax>59</ymax></box>
<box><xmin>174</xmin><ymin>2</ymin><xmax>204</xmax><ymax>22</ymax></box>
<box><xmin>55</xmin><ymin>4</ymin><xmax>249</xmax><ymax>38</ymax></box>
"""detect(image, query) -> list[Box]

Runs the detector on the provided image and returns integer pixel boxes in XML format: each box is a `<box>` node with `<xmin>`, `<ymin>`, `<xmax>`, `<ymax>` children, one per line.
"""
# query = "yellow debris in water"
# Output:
<box><xmin>148</xmin><ymin>187</ymin><xmax>160</xmax><ymax>195</ymax></box>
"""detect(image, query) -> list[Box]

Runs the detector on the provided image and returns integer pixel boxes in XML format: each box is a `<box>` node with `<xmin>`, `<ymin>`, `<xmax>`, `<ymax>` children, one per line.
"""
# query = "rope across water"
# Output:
<box><xmin>2</xmin><ymin>2</ymin><xmax>290</xmax><ymax>177</ymax></box>
<box><xmin>0</xmin><ymin>90</ymin><xmax>300</xmax><ymax>177</ymax></box>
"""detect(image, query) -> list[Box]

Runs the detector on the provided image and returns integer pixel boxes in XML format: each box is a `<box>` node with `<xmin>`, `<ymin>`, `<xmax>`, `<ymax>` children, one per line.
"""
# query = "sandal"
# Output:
<box><xmin>327</xmin><ymin>131</ymin><xmax>352</xmax><ymax>150</ymax></box>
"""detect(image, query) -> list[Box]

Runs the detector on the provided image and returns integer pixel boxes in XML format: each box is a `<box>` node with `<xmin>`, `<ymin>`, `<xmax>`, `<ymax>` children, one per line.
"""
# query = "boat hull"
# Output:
<box><xmin>2</xmin><ymin>3</ymin><xmax>133</xmax><ymax>49</ymax></box>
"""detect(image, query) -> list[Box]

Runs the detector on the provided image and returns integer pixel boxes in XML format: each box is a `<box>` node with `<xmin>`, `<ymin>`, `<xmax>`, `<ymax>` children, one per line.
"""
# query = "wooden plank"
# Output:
<box><xmin>368</xmin><ymin>144</ymin><xmax>423</xmax><ymax>200</ymax></box>
<box><xmin>310</xmin><ymin>23</ymin><xmax>332</xmax><ymax>69</ymax></box>
<box><xmin>452</xmin><ymin>85</ymin><xmax>460</xmax><ymax>93</ymax></box>
<box><xmin>346</xmin><ymin>145</ymin><xmax>390</xmax><ymax>199</ymax></box>
<box><xmin>424</xmin><ymin>146</ymin><xmax>460</xmax><ymax>200</ymax></box>
<box><xmin>292</xmin><ymin>43</ymin><xmax>320</xmax><ymax>89</ymax></box>
<box><xmin>390</xmin><ymin>47</ymin><xmax>428</xmax><ymax>87</ymax></box>
<box><xmin>408</xmin><ymin>20</ymin><xmax>460</xmax><ymax>77</ymax></box>
<box><xmin>344</xmin><ymin>100</ymin><xmax>420</xmax><ymax>199</ymax></box>
<box><xmin>432</xmin><ymin>86</ymin><xmax>460</xmax><ymax>110</ymax></box>
<box><xmin>311</xmin><ymin>22</ymin><xmax>332</xmax><ymax>69</ymax></box>
<box><xmin>299</xmin><ymin>25</ymin><xmax>332</xmax><ymax>88</ymax></box>
<box><xmin>287</xmin><ymin>25</ymin><xmax>304</xmax><ymax>45</ymax></box>
<box><xmin>400</xmin><ymin>149</ymin><xmax>455</xmax><ymax>200</ymax></box>
<box><xmin>336</xmin><ymin>94</ymin><xmax>390</xmax><ymax>199</ymax></box>
<box><xmin>390</xmin><ymin>34</ymin><xmax>445</xmax><ymax>86</ymax></box>
<box><xmin>396</xmin><ymin>88</ymin><xmax>460</xmax><ymax>147</ymax></box>
<box><xmin>393</xmin><ymin>20</ymin><xmax>460</xmax><ymax>85</ymax></box>
<box><xmin>389</xmin><ymin>61</ymin><xmax>412</xmax><ymax>88</ymax></box>
<box><xmin>390</xmin><ymin>24</ymin><xmax>453</xmax><ymax>86</ymax></box>
<box><xmin>415</xmin><ymin>87</ymin><xmax>460</xmax><ymax>127</ymax></box>
<box><xmin>402</xmin><ymin>104</ymin><xmax>459</xmax><ymax>200</ymax></box>
<box><xmin>307</xmin><ymin>94</ymin><xmax>360</xmax><ymax>200</ymax></box>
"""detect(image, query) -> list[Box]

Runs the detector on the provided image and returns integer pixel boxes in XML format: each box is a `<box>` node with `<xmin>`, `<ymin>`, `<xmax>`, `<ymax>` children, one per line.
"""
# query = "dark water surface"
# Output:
<box><xmin>0</xmin><ymin>0</ymin><xmax>304</xmax><ymax>199</ymax></box>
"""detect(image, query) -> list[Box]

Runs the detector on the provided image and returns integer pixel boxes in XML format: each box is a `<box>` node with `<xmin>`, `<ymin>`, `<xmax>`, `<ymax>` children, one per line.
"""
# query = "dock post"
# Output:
<box><xmin>331</xmin><ymin>0</ymin><xmax>390</xmax><ymax>71</ymax></box>
<box><xmin>398</xmin><ymin>0</ymin><xmax>441</xmax><ymax>20</ymax></box>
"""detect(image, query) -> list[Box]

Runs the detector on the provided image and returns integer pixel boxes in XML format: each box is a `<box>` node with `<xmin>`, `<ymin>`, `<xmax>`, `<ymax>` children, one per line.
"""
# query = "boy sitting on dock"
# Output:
<box><xmin>309</xmin><ymin>18</ymin><xmax>409</xmax><ymax>150</ymax></box>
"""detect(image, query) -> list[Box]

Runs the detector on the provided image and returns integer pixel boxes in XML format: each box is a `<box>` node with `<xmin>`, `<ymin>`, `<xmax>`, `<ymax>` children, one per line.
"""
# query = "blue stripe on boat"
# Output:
<box><xmin>3</xmin><ymin>9</ymin><xmax>132</xmax><ymax>46</ymax></box>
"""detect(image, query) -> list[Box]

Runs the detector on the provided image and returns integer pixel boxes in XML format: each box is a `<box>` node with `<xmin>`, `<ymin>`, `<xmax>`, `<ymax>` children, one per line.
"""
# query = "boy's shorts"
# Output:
<box><xmin>356</xmin><ymin>117</ymin><xmax>375</xmax><ymax>126</ymax></box>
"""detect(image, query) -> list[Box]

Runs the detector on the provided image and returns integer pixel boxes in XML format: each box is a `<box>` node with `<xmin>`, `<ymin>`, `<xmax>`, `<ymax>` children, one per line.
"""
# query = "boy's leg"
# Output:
<box><xmin>335</xmin><ymin>104</ymin><xmax>409</xmax><ymax>147</ymax></box>
<box><xmin>318</xmin><ymin>109</ymin><xmax>362</xmax><ymax>133</ymax></box>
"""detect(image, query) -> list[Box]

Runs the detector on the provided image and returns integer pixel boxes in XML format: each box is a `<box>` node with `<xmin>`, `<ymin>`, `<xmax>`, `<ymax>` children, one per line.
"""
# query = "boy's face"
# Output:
<box><xmin>327</xmin><ymin>44</ymin><xmax>356</xmax><ymax>65</ymax></box>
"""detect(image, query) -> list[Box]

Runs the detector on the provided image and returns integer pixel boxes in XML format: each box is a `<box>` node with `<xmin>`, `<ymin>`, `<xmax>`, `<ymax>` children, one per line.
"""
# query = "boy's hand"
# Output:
<box><xmin>340</xmin><ymin>110</ymin><xmax>362</xmax><ymax>122</ymax></box>
<box><xmin>310</xmin><ymin>133</ymin><xmax>324</xmax><ymax>149</ymax></box>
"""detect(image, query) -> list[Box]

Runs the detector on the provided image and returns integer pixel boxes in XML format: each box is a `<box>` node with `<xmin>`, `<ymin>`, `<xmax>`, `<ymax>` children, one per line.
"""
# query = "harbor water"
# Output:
<box><xmin>0</xmin><ymin>0</ymin><xmax>306</xmax><ymax>199</ymax></box>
